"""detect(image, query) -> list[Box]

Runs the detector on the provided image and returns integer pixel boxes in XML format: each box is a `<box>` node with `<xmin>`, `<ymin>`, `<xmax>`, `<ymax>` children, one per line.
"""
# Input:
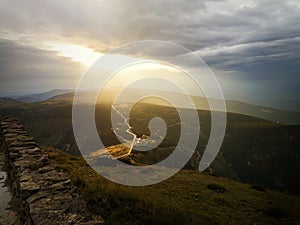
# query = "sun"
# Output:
<box><xmin>43</xmin><ymin>42</ymin><xmax>103</xmax><ymax>67</ymax></box>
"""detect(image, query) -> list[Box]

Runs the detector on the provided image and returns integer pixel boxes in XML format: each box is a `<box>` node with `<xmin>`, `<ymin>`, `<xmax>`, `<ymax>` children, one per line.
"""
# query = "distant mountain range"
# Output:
<box><xmin>50</xmin><ymin>89</ymin><xmax>300</xmax><ymax>124</ymax></box>
<box><xmin>225</xmin><ymin>100</ymin><xmax>300</xmax><ymax>124</ymax></box>
<box><xmin>7</xmin><ymin>89</ymin><xmax>73</xmax><ymax>103</ymax></box>
<box><xmin>0</xmin><ymin>99</ymin><xmax>299</xmax><ymax>195</ymax></box>
<box><xmin>1</xmin><ymin>89</ymin><xmax>299</xmax><ymax>124</ymax></box>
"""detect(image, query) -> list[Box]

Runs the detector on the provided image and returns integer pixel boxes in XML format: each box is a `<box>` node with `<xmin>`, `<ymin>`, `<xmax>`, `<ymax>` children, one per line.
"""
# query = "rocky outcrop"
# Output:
<box><xmin>0</xmin><ymin>117</ymin><xmax>104</xmax><ymax>225</ymax></box>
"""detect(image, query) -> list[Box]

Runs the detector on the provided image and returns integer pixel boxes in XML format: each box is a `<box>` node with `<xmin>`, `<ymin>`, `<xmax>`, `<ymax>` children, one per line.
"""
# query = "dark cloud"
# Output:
<box><xmin>0</xmin><ymin>0</ymin><xmax>299</xmax><ymax>108</ymax></box>
<box><xmin>0</xmin><ymin>39</ymin><xmax>85</xmax><ymax>94</ymax></box>
<box><xmin>1</xmin><ymin>0</ymin><xmax>299</xmax><ymax>59</ymax></box>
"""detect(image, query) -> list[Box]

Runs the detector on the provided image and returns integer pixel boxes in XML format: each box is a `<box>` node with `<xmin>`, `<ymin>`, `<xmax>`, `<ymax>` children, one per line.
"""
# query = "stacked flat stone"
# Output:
<box><xmin>0</xmin><ymin>117</ymin><xmax>104</xmax><ymax>225</ymax></box>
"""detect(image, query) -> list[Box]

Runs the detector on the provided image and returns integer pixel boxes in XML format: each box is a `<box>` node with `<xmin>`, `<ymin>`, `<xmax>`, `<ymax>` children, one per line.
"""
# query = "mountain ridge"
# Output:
<box><xmin>0</xmin><ymin>99</ymin><xmax>299</xmax><ymax>195</ymax></box>
<box><xmin>48</xmin><ymin>90</ymin><xmax>300</xmax><ymax>124</ymax></box>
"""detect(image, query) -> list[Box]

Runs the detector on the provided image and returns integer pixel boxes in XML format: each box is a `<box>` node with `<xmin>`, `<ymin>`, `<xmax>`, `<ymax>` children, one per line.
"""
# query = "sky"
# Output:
<box><xmin>0</xmin><ymin>0</ymin><xmax>300</xmax><ymax>110</ymax></box>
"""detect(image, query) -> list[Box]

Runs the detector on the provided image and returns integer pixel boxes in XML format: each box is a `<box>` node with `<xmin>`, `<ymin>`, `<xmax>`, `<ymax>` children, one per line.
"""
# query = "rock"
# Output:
<box><xmin>38</xmin><ymin>165</ymin><xmax>56</xmax><ymax>173</ymax></box>
<box><xmin>27</xmin><ymin>191</ymin><xmax>50</xmax><ymax>204</ymax></box>
<box><xmin>0</xmin><ymin>118</ymin><xmax>105</xmax><ymax>224</ymax></box>
<box><xmin>50</xmin><ymin>179</ymin><xmax>71</xmax><ymax>191</ymax></box>
<box><xmin>20</xmin><ymin>181</ymin><xmax>41</xmax><ymax>198</ymax></box>
<box><xmin>61</xmin><ymin>199</ymin><xmax>87</xmax><ymax>214</ymax></box>
<box><xmin>19</xmin><ymin>175</ymin><xmax>32</xmax><ymax>182</ymax></box>
<box><xmin>79</xmin><ymin>221</ymin><xmax>105</xmax><ymax>225</ymax></box>
<box><xmin>0</xmin><ymin>210</ymin><xmax>21</xmax><ymax>225</ymax></box>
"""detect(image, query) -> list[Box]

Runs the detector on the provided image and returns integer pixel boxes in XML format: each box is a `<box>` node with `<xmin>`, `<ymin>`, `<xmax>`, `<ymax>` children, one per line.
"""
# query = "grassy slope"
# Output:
<box><xmin>48</xmin><ymin>91</ymin><xmax>300</xmax><ymax>124</ymax></box>
<box><xmin>47</xmin><ymin>148</ymin><xmax>300</xmax><ymax>225</ymax></box>
<box><xmin>0</xmin><ymin>101</ymin><xmax>299</xmax><ymax>195</ymax></box>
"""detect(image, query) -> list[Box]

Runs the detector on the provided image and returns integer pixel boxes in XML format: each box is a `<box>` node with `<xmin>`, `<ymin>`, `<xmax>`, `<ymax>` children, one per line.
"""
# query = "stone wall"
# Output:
<box><xmin>0</xmin><ymin>117</ymin><xmax>104</xmax><ymax>225</ymax></box>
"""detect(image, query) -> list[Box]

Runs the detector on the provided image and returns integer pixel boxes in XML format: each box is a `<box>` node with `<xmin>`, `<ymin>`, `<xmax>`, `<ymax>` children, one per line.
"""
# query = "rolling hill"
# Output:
<box><xmin>48</xmin><ymin>90</ymin><xmax>300</xmax><ymax>124</ymax></box>
<box><xmin>0</xmin><ymin>97</ymin><xmax>299</xmax><ymax>195</ymax></box>
<box><xmin>8</xmin><ymin>89</ymin><xmax>73</xmax><ymax>103</ymax></box>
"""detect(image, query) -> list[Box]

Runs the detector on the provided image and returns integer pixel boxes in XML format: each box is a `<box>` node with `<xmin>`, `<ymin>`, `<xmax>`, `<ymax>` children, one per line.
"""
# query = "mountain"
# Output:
<box><xmin>225</xmin><ymin>100</ymin><xmax>300</xmax><ymax>124</ymax></box>
<box><xmin>0</xmin><ymin>97</ymin><xmax>21</xmax><ymax>108</ymax></box>
<box><xmin>9</xmin><ymin>89</ymin><xmax>73</xmax><ymax>103</ymax></box>
<box><xmin>0</xmin><ymin>99</ymin><xmax>299</xmax><ymax>195</ymax></box>
<box><xmin>48</xmin><ymin>89</ymin><xmax>300</xmax><ymax>124</ymax></box>
<box><xmin>1</xmin><ymin>91</ymin><xmax>299</xmax><ymax>224</ymax></box>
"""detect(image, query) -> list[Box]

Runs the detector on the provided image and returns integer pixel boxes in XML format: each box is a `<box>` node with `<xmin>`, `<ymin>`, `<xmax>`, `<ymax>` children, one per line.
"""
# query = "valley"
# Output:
<box><xmin>0</xmin><ymin>94</ymin><xmax>299</xmax><ymax>195</ymax></box>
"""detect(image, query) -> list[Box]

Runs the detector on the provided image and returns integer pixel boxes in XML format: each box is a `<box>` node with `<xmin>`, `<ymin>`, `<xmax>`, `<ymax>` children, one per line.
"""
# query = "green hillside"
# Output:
<box><xmin>47</xmin><ymin>148</ymin><xmax>300</xmax><ymax>225</ymax></box>
<box><xmin>0</xmin><ymin>99</ymin><xmax>299</xmax><ymax>195</ymax></box>
<box><xmin>48</xmin><ymin>90</ymin><xmax>300</xmax><ymax>124</ymax></box>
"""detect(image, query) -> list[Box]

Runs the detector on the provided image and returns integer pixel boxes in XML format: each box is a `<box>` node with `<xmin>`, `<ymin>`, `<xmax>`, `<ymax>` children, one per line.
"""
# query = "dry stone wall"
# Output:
<box><xmin>0</xmin><ymin>117</ymin><xmax>104</xmax><ymax>225</ymax></box>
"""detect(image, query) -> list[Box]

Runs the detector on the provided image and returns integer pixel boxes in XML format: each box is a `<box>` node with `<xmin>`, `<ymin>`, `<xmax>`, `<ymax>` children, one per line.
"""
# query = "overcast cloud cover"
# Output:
<box><xmin>0</xmin><ymin>0</ymin><xmax>299</xmax><ymax>109</ymax></box>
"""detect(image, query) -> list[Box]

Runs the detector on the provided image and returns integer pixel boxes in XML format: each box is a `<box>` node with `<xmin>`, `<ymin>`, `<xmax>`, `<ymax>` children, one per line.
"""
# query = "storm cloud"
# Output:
<box><xmin>0</xmin><ymin>0</ymin><xmax>299</xmax><ymax>109</ymax></box>
<box><xmin>0</xmin><ymin>39</ymin><xmax>84</xmax><ymax>94</ymax></box>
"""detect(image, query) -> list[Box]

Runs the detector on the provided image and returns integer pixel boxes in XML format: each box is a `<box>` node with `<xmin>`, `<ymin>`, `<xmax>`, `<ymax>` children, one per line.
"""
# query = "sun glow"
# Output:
<box><xmin>44</xmin><ymin>42</ymin><xmax>103</xmax><ymax>67</ymax></box>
